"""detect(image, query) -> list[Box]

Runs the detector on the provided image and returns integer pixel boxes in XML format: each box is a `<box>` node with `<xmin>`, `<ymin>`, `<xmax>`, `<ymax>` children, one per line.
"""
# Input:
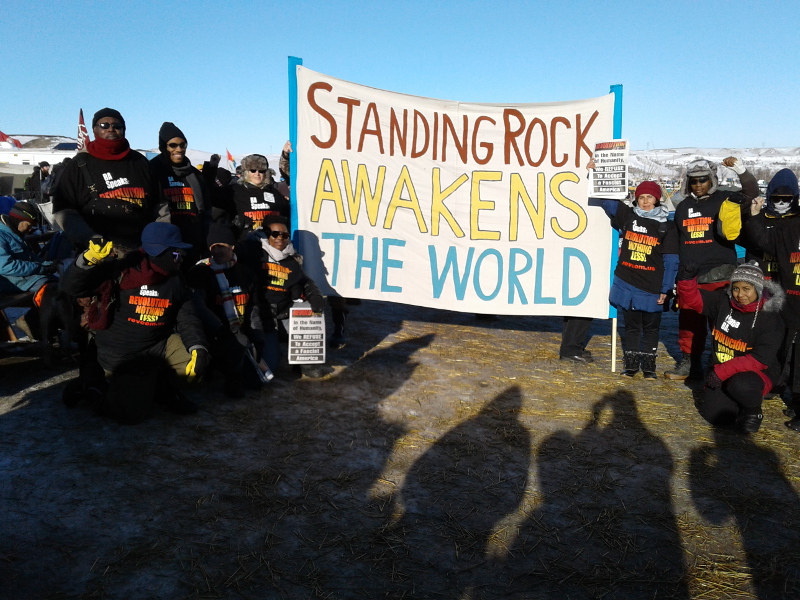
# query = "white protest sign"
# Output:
<box><xmin>294</xmin><ymin>66</ymin><xmax>616</xmax><ymax>318</ymax></box>
<box><xmin>288</xmin><ymin>302</ymin><xmax>326</xmax><ymax>365</ymax></box>
<box><xmin>589</xmin><ymin>139</ymin><xmax>629</xmax><ymax>200</ymax></box>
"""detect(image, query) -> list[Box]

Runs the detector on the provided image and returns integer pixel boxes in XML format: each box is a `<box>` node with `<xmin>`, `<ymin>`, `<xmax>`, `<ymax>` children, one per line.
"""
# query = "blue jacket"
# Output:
<box><xmin>0</xmin><ymin>219</ymin><xmax>50</xmax><ymax>293</ymax></box>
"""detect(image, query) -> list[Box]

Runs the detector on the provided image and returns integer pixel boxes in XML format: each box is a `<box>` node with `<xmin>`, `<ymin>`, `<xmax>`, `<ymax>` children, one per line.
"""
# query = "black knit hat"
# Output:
<box><xmin>207</xmin><ymin>222</ymin><xmax>236</xmax><ymax>248</ymax></box>
<box><xmin>9</xmin><ymin>201</ymin><xmax>38</xmax><ymax>224</ymax></box>
<box><xmin>158</xmin><ymin>122</ymin><xmax>187</xmax><ymax>153</ymax></box>
<box><xmin>92</xmin><ymin>108</ymin><xmax>125</xmax><ymax>128</ymax></box>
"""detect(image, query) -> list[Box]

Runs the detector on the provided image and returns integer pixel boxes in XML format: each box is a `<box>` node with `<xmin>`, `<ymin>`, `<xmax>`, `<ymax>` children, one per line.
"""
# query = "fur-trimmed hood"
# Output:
<box><xmin>727</xmin><ymin>277</ymin><xmax>785</xmax><ymax>313</ymax></box>
<box><xmin>680</xmin><ymin>159</ymin><xmax>719</xmax><ymax>198</ymax></box>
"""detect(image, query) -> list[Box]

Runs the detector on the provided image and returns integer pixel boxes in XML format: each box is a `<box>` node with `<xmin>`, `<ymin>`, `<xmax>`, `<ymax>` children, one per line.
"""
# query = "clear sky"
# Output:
<box><xmin>2</xmin><ymin>0</ymin><xmax>798</xmax><ymax>155</ymax></box>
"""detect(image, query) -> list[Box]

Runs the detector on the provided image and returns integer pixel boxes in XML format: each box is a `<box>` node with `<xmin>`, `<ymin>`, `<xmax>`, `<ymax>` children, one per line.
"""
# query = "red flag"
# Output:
<box><xmin>77</xmin><ymin>109</ymin><xmax>90</xmax><ymax>151</ymax></box>
<box><xmin>0</xmin><ymin>131</ymin><xmax>22</xmax><ymax>148</ymax></box>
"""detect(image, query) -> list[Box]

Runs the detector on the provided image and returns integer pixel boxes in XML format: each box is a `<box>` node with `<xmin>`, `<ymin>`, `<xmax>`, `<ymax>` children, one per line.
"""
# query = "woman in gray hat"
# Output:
<box><xmin>676</xmin><ymin>260</ymin><xmax>784</xmax><ymax>433</ymax></box>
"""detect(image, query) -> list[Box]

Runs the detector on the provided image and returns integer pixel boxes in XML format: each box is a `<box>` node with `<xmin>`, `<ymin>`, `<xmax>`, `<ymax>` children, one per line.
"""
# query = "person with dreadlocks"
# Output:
<box><xmin>743</xmin><ymin>169</ymin><xmax>800</xmax><ymax>431</ymax></box>
<box><xmin>677</xmin><ymin>261</ymin><xmax>784</xmax><ymax>433</ymax></box>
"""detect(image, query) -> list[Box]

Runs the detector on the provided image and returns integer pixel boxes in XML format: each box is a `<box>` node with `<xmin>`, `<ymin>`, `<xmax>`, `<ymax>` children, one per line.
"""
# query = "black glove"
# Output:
<box><xmin>676</xmin><ymin>262</ymin><xmax>700</xmax><ymax>281</ymax></box>
<box><xmin>310</xmin><ymin>296</ymin><xmax>325</xmax><ymax>313</ymax></box>
<box><xmin>705</xmin><ymin>370</ymin><xmax>722</xmax><ymax>389</ymax></box>
<box><xmin>185</xmin><ymin>348</ymin><xmax>210</xmax><ymax>382</ymax></box>
<box><xmin>40</xmin><ymin>261</ymin><xmax>59</xmax><ymax>275</ymax></box>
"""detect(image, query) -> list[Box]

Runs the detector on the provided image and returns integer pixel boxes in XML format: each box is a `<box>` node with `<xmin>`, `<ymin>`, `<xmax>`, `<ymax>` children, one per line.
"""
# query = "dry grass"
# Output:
<box><xmin>2</xmin><ymin>302</ymin><xmax>800</xmax><ymax>599</ymax></box>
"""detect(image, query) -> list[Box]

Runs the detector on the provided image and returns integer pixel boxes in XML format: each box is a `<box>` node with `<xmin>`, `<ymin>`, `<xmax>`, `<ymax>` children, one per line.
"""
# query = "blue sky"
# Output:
<box><xmin>2</xmin><ymin>0</ymin><xmax>798</xmax><ymax>155</ymax></box>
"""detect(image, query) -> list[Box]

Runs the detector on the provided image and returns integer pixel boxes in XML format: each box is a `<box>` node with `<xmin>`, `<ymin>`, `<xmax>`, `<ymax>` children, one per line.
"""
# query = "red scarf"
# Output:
<box><xmin>119</xmin><ymin>253</ymin><xmax>170</xmax><ymax>290</ymax></box>
<box><xmin>85</xmin><ymin>137</ymin><xmax>131</xmax><ymax>160</ymax></box>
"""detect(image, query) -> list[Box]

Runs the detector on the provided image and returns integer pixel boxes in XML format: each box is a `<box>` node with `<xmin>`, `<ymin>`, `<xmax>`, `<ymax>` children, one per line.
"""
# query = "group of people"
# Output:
<box><xmin>2</xmin><ymin>108</ymin><xmax>329</xmax><ymax>424</ymax></box>
<box><xmin>586</xmin><ymin>157</ymin><xmax>800</xmax><ymax>434</ymax></box>
<box><xmin>2</xmin><ymin>107</ymin><xmax>800</xmax><ymax>434</ymax></box>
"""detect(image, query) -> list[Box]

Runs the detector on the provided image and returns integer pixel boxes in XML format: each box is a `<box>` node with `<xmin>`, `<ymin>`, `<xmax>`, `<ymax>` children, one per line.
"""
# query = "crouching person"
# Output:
<box><xmin>250</xmin><ymin>216</ymin><xmax>329</xmax><ymax>378</ymax></box>
<box><xmin>0</xmin><ymin>202</ymin><xmax>59</xmax><ymax>337</ymax></box>
<box><xmin>61</xmin><ymin>222</ymin><xmax>209</xmax><ymax>424</ymax></box>
<box><xmin>677</xmin><ymin>261</ymin><xmax>784</xmax><ymax>433</ymax></box>
<box><xmin>187</xmin><ymin>223</ymin><xmax>264</xmax><ymax>398</ymax></box>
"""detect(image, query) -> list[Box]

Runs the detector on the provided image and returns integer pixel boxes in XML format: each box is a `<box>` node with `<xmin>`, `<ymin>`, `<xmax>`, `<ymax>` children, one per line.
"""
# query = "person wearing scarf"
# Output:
<box><xmin>61</xmin><ymin>222</ymin><xmax>209</xmax><ymax>424</ymax></box>
<box><xmin>249</xmin><ymin>216</ymin><xmax>328</xmax><ymax>378</ymax></box>
<box><xmin>53</xmin><ymin>107</ymin><xmax>160</xmax><ymax>252</ymax></box>
<box><xmin>599</xmin><ymin>181</ymin><xmax>679</xmax><ymax>379</ymax></box>
<box><xmin>677</xmin><ymin>261</ymin><xmax>784</xmax><ymax>433</ymax></box>
<box><xmin>150</xmin><ymin>122</ymin><xmax>211</xmax><ymax>267</ymax></box>
<box><xmin>187</xmin><ymin>223</ymin><xmax>264</xmax><ymax>398</ymax></box>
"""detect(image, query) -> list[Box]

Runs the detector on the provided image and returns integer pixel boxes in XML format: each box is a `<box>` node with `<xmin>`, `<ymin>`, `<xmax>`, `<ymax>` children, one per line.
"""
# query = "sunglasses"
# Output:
<box><xmin>167</xmin><ymin>142</ymin><xmax>187</xmax><ymax>149</ymax></box>
<box><xmin>249</xmin><ymin>169</ymin><xmax>267</xmax><ymax>174</ymax></box>
<box><xmin>269</xmin><ymin>231</ymin><xmax>290</xmax><ymax>239</ymax></box>
<box><xmin>689</xmin><ymin>176</ymin><xmax>710</xmax><ymax>185</ymax></box>
<box><xmin>171</xmin><ymin>250</ymin><xmax>185</xmax><ymax>262</ymax></box>
<box><xmin>96</xmin><ymin>122</ymin><xmax>124</xmax><ymax>131</ymax></box>
<box><xmin>771</xmin><ymin>195</ymin><xmax>794</xmax><ymax>203</ymax></box>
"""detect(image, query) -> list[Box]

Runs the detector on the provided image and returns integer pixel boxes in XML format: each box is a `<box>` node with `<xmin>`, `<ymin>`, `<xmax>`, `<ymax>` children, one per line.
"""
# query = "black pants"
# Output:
<box><xmin>559</xmin><ymin>317</ymin><xmax>592</xmax><ymax>357</ymax></box>
<box><xmin>699</xmin><ymin>371</ymin><xmax>765</xmax><ymax>426</ymax></box>
<box><xmin>622</xmin><ymin>309</ymin><xmax>662</xmax><ymax>353</ymax></box>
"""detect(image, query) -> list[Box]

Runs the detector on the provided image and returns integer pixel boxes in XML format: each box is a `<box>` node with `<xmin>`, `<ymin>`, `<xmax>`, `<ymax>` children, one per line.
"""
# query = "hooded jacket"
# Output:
<box><xmin>0</xmin><ymin>216</ymin><xmax>50</xmax><ymax>292</ymax></box>
<box><xmin>677</xmin><ymin>276</ymin><xmax>785</xmax><ymax>393</ymax></box>
<box><xmin>674</xmin><ymin>161</ymin><xmax>758</xmax><ymax>278</ymax></box>
<box><xmin>742</xmin><ymin>169</ymin><xmax>800</xmax><ymax>328</ymax></box>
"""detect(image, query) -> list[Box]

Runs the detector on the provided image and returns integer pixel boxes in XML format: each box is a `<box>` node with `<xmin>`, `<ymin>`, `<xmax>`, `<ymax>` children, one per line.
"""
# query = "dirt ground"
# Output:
<box><xmin>2</xmin><ymin>302</ymin><xmax>800</xmax><ymax>600</ymax></box>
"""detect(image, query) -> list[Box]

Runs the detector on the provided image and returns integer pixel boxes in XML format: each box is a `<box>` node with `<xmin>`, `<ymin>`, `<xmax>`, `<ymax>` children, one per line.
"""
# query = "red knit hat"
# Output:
<box><xmin>635</xmin><ymin>181</ymin><xmax>662</xmax><ymax>201</ymax></box>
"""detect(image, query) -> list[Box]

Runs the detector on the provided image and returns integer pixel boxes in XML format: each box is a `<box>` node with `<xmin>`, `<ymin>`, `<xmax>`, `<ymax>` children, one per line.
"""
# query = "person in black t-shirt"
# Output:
<box><xmin>600</xmin><ymin>181</ymin><xmax>679</xmax><ymax>378</ymax></box>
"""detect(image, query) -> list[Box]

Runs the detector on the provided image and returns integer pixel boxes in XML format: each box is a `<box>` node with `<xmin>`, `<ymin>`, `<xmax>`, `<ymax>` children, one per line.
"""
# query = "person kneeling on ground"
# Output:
<box><xmin>0</xmin><ymin>201</ymin><xmax>59</xmax><ymax>338</ymax></box>
<box><xmin>187</xmin><ymin>223</ymin><xmax>265</xmax><ymax>398</ymax></box>
<box><xmin>249</xmin><ymin>216</ymin><xmax>330</xmax><ymax>378</ymax></box>
<box><xmin>677</xmin><ymin>261</ymin><xmax>784</xmax><ymax>433</ymax></box>
<box><xmin>61</xmin><ymin>222</ymin><xmax>209</xmax><ymax>424</ymax></box>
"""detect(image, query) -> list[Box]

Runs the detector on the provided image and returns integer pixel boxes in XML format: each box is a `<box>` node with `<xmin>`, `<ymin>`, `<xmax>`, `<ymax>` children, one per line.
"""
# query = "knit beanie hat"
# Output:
<box><xmin>635</xmin><ymin>181</ymin><xmax>662</xmax><ymax>203</ymax></box>
<box><xmin>241</xmin><ymin>154</ymin><xmax>269</xmax><ymax>172</ymax></box>
<box><xmin>158</xmin><ymin>122</ymin><xmax>187</xmax><ymax>153</ymax></box>
<box><xmin>207</xmin><ymin>222</ymin><xmax>236</xmax><ymax>248</ymax></box>
<box><xmin>9</xmin><ymin>201</ymin><xmax>38</xmax><ymax>224</ymax></box>
<box><xmin>730</xmin><ymin>261</ymin><xmax>764</xmax><ymax>299</ymax></box>
<box><xmin>92</xmin><ymin>108</ymin><xmax>125</xmax><ymax>128</ymax></box>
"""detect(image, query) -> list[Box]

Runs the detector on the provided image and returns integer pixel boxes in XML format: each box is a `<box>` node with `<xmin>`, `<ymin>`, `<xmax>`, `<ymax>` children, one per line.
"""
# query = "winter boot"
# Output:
<box><xmin>640</xmin><ymin>353</ymin><xmax>658</xmax><ymax>379</ymax></box>
<box><xmin>737</xmin><ymin>412</ymin><xmax>763</xmax><ymax>434</ymax></box>
<box><xmin>621</xmin><ymin>351</ymin><xmax>640</xmax><ymax>377</ymax></box>
<box><xmin>665</xmin><ymin>353</ymin><xmax>692</xmax><ymax>380</ymax></box>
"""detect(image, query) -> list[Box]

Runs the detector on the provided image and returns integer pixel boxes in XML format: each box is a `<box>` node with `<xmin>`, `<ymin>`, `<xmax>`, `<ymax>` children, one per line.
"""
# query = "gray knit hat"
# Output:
<box><xmin>730</xmin><ymin>261</ymin><xmax>764</xmax><ymax>298</ymax></box>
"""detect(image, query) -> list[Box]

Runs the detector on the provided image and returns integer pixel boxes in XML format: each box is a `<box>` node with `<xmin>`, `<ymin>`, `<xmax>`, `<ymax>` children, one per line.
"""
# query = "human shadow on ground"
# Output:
<box><xmin>0</xmin><ymin>333</ymin><xmax>433</xmax><ymax>598</ymax></box>
<box><xmin>689</xmin><ymin>427</ymin><xmax>800</xmax><ymax>599</ymax></box>
<box><xmin>384</xmin><ymin>386</ymin><xmax>531</xmax><ymax>598</ymax></box>
<box><xmin>498</xmin><ymin>389</ymin><xmax>690</xmax><ymax>599</ymax></box>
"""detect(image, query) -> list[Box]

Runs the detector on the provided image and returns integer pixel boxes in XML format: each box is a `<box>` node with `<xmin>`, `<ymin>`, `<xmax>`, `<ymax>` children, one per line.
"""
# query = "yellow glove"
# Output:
<box><xmin>83</xmin><ymin>238</ymin><xmax>115</xmax><ymax>265</ymax></box>
<box><xmin>185</xmin><ymin>348</ymin><xmax>209</xmax><ymax>383</ymax></box>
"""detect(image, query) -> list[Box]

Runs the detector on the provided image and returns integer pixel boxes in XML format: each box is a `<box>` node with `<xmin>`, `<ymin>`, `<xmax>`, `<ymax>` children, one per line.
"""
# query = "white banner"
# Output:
<box><xmin>295</xmin><ymin>66</ymin><xmax>615</xmax><ymax>317</ymax></box>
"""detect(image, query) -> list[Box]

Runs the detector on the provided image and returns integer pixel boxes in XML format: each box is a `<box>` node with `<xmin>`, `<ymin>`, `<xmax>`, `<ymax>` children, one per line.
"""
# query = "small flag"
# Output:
<box><xmin>77</xmin><ymin>108</ymin><xmax>90</xmax><ymax>151</ymax></box>
<box><xmin>226</xmin><ymin>149</ymin><xmax>236</xmax><ymax>169</ymax></box>
<box><xmin>0</xmin><ymin>131</ymin><xmax>22</xmax><ymax>148</ymax></box>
